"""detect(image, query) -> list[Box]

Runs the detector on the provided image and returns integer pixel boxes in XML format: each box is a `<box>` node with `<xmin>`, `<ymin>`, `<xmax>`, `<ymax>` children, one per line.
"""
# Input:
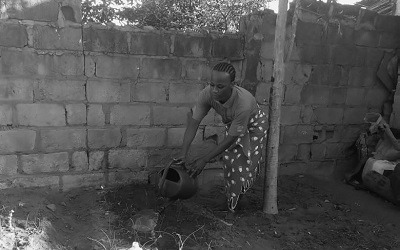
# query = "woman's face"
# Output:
<box><xmin>209</xmin><ymin>70</ymin><xmax>233</xmax><ymax>103</ymax></box>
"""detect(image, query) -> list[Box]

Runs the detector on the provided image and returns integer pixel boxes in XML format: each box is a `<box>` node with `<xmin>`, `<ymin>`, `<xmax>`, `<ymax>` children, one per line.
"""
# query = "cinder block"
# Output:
<box><xmin>278</xmin><ymin>144</ymin><xmax>297</xmax><ymax>162</ymax></box>
<box><xmin>357</xmin><ymin>9</ymin><xmax>377</xmax><ymax>30</ymax></box>
<box><xmin>0</xmin><ymin>155</ymin><xmax>18</xmax><ymax>175</ymax></box>
<box><xmin>169</xmin><ymin>83</ymin><xmax>204</xmax><ymax>103</ymax></box>
<box><xmin>300</xmin><ymin>106</ymin><xmax>317</xmax><ymax>124</ymax></box>
<box><xmin>2</xmin><ymin>51</ymin><xmax>82</xmax><ymax>77</ymax></box>
<box><xmin>330</xmin><ymin>45</ymin><xmax>364</xmax><ymax>66</ymax></box>
<box><xmin>130</xmin><ymin>32</ymin><xmax>170</xmax><ymax>55</ymax></box>
<box><xmin>309</xmin><ymin>65</ymin><xmax>328</xmax><ymax>85</ymax></box>
<box><xmin>89</xmin><ymin>151</ymin><xmax>105</xmax><ymax>171</ymax></box>
<box><xmin>0</xmin><ymin>23</ymin><xmax>27</xmax><ymax>47</ymax></box>
<box><xmin>39</xmin><ymin>52</ymin><xmax>84</xmax><ymax>76</ymax></box>
<box><xmin>83</xmin><ymin>27</ymin><xmax>129</xmax><ymax>53</ymax></box>
<box><xmin>40</xmin><ymin>128</ymin><xmax>86</xmax><ymax>151</ymax></box>
<box><xmin>88</xmin><ymin>128</ymin><xmax>121</xmax><ymax>149</ymax></box>
<box><xmin>212</xmin><ymin>36</ymin><xmax>244</xmax><ymax>58</ymax></box>
<box><xmin>311</xmin><ymin>143</ymin><xmax>326</xmax><ymax>159</ymax></box>
<box><xmin>284</xmin><ymin>84</ymin><xmax>303</xmax><ymax>104</ymax></box>
<box><xmin>7</xmin><ymin>176</ymin><xmax>59</xmax><ymax>189</ymax></box>
<box><xmin>313</xmin><ymin>108</ymin><xmax>343</xmax><ymax>124</ymax></box>
<box><xmin>300</xmin><ymin>85</ymin><xmax>330</xmax><ymax>105</ymax></box>
<box><xmin>93</xmin><ymin>55</ymin><xmax>140</xmax><ymax>79</ymax></box>
<box><xmin>281</xmin><ymin>106</ymin><xmax>301</xmax><ymax>125</ymax></box>
<box><xmin>72</xmin><ymin>151</ymin><xmax>88</xmax><ymax>171</ymax></box>
<box><xmin>348</xmin><ymin>67</ymin><xmax>377</xmax><ymax>87</ymax></box>
<box><xmin>378</xmin><ymin>32</ymin><xmax>400</xmax><ymax>49</ymax></box>
<box><xmin>291</xmin><ymin>64</ymin><xmax>313</xmax><ymax>85</ymax></box>
<box><xmin>0</xmin><ymin>49</ymin><xmax>39</xmax><ymax>76</ymax></box>
<box><xmin>245</xmin><ymin>45</ymin><xmax>262</xmax><ymax>82</ymax></box>
<box><xmin>345</xmin><ymin>88</ymin><xmax>366</xmax><ymax>106</ymax></box>
<box><xmin>0</xmin><ymin>130</ymin><xmax>36</xmax><ymax>153</ymax></box>
<box><xmin>0</xmin><ymin>78</ymin><xmax>33</xmax><ymax>101</ymax></box>
<box><xmin>110</xmin><ymin>105</ymin><xmax>150</xmax><ymax>125</ymax></box>
<box><xmin>21</xmin><ymin>152</ymin><xmax>69</xmax><ymax>174</ymax></box>
<box><xmin>17</xmin><ymin>103</ymin><xmax>65</xmax><ymax>126</ymax></box>
<box><xmin>182</xmin><ymin>60</ymin><xmax>210</xmax><ymax>81</ymax></box>
<box><xmin>87</xmin><ymin>104</ymin><xmax>105</xmax><ymax>126</ymax></box>
<box><xmin>327</xmin><ymin>25</ymin><xmax>354</xmax><ymax>45</ymax></box>
<box><xmin>296</xmin><ymin>21</ymin><xmax>324</xmax><ymax>45</ymax></box>
<box><xmin>174</xmin><ymin>34</ymin><xmax>211</xmax><ymax>57</ymax></box>
<box><xmin>297</xmin><ymin>144</ymin><xmax>311</xmax><ymax>161</ymax></box>
<box><xmin>61</xmin><ymin>173</ymin><xmax>104</xmax><ymax>191</ymax></box>
<box><xmin>298</xmin><ymin>44</ymin><xmax>329</xmax><ymax>64</ymax></box>
<box><xmin>141</xmin><ymin>58</ymin><xmax>182</xmax><ymax>80</ymax></box>
<box><xmin>126</xmin><ymin>128</ymin><xmax>166</xmax><ymax>147</ymax></box>
<box><xmin>343</xmin><ymin>107</ymin><xmax>368</xmax><ymax>124</ymax></box>
<box><xmin>132</xmin><ymin>82</ymin><xmax>168</xmax><ymax>103</ymax></box>
<box><xmin>354</xmin><ymin>29</ymin><xmax>379</xmax><ymax>47</ymax></box>
<box><xmin>153</xmin><ymin>106</ymin><xmax>189</xmax><ymax>125</ymax></box>
<box><xmin>325</xmin><ymin>143</ymin><xmax>351</xmax><ymax>159</ymax></box>
<box><xmin>87</xmin><ymin>79</ymin><xmax>130</xmax><ymax>103</ymax></box>
<box><xmin>330</xmin><ymin>88</ymin><xmax>347</xmax><ymax>105</ymax></box>
<box><xmin>34</xmin><ymin>25</ymin><xmax>82</xmax><ymax>50</ymax></box>
<box><xmin>167</xmin><ymin>127</ymin><xmax>203</xmax><ymax>147</ymax></box>
<box><xmin>0</xmin><ymin>105</ymin><xmax>12</xmax><ymax>125</ymax></box>
<box><xmin>375</xmin><ymin>15</ymin><xmax>400</xmax><ymax>34</ymax></box>
<box><xmin>336</xmin><ymin>126</ymin><xmax>363</xmax><ymax>143</ymax></box>
<box><xmin>33</xmin><ymin>79</ymin><xmax>85</xmax><ymax>101</ymax></box>
<box><xmin>257</xmin><ymin>60</ymin><xmax>273</xmax><ymax>82</ymax></box>
<box><xmin>108</xmin><ymin>149</ymin><xmax>147</xmax><ymax>169</ymax></box>
<box><xmin>309</xmin><ymin>65</ymin><xmax>343</xmax><ymax>86</ymax></box>
<box><xmin>107</xmin><ymin>170</ymin><xmax>148</xmax><ymax>185</ymax></box>
<box><xmin>260</xmin><ymin>41</ymin><xmax>274</xmax><ymax>60</ymax></box>
<box><xmin>283</xmin><ymin>125</ymin><xmax>314</xmax><ymax>144</ymax></box>
<box><xmin>66</xmin><ymin>104</ymin><xmax>86</xmax><ymax>125</ymax></box>
<box><xmin>364</xmin><ymin>86</ymin><xmax>389</xmax><ymax>108</ymax></box>
<box><xmin>255</xmin><ymin>82</ymin><xmax>271</xmax><ymax>105</ymax></box>
<box><xmin>365</xmin><ymin>48</ymin><xmax>384</xmax><ymax>68</ymax></box>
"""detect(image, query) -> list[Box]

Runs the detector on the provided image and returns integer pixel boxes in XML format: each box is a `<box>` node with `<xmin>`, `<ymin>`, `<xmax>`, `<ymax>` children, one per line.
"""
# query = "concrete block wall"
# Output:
<box><xmin>241</xmin><ymin>9</ymin><xmax>400</xmax><ymax>179</ymax></box>
<box><xmin>0</xmin><ymin>0</ymin><xmax>245</xmax><ymax>190</ymax></box>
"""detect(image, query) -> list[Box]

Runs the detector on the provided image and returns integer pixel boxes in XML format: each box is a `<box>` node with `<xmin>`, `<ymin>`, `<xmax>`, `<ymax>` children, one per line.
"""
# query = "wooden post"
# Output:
<box><xmin>263</xmin><ymin>0</ymin><xmax>289</xmax><ymax>214</ymax></box>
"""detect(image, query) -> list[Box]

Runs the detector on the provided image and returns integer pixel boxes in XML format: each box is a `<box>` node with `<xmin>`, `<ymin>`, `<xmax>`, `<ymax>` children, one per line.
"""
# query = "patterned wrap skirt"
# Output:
<box><xmin>222</xmin><ymin>108</ymin><xmax>268</xmax><ymax>211</ymax></box>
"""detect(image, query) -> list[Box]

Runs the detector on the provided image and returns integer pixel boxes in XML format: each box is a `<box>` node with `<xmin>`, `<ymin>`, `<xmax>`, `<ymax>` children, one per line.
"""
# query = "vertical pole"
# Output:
<box><xmin>263</xmin><ymin>0</ymin><xmax>289</xmax><ymax>214</ymax></box>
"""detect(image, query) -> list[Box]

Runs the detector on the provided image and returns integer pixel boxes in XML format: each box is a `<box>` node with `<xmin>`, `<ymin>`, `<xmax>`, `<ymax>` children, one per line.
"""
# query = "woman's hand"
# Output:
<box><xmin>188</xmin><ymin>158</ymin><xmax>207</xmax><ymax>178</ymax></box>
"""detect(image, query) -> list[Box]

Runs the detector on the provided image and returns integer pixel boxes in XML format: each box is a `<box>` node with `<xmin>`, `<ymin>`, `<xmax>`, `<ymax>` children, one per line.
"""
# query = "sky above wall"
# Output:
<box><xmin>268</xmin><ymin>0</ymin><xmax>359</xmax><ymax>12</ymax></box>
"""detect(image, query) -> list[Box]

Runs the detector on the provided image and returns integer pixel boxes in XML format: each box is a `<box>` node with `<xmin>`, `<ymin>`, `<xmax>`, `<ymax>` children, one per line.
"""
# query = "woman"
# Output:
<box><xmin>178</xmin><ymin>62</ymin><xmax>268</xmax><ymax>212</ymax></box>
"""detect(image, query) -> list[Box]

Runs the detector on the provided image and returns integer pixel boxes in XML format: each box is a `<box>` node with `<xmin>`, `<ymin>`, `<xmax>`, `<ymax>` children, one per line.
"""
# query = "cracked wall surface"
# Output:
<box><xmin>0</xmin><ymin>0</ymin><xmax>245</xmax><ymax>190</ymax></box>
<box><xmin>241</xmin><ymin>7</ymin><xmax>400</xmax><ymax>179</ymax></box>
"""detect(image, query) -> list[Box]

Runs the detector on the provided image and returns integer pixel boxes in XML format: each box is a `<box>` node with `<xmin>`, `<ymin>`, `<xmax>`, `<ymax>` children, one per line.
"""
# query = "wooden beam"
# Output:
<box><xmin>263</xmin><ymin>0</ymin><xmax>289</xmax><ymax>214</ymax></box>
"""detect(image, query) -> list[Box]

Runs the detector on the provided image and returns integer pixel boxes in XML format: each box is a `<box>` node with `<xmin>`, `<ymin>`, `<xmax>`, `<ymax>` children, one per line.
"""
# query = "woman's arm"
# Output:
<box><xmin>180</xmin><ymin>114</ymin><xmax>201</xmax><ymax>160</ymax></box>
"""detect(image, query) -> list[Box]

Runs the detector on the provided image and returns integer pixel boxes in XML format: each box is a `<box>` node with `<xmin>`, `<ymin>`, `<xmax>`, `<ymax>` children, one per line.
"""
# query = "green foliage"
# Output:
<box><xmin>82</xmin><ymin>0</ymin><xmax>269</xmax><ymax>32</ymax></box>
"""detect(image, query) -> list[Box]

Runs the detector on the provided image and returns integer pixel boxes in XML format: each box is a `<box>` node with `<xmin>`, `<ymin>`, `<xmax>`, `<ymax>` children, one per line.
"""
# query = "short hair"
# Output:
<box><xmin>213</xmin><ymin>62</ymin><xmax>236</xmax><ymax>82</ymax></box>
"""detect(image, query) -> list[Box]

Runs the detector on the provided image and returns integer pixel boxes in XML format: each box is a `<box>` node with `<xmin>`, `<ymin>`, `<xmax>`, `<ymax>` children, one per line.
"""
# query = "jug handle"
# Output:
<box><xmin>158</xmin><ymin>160</ymin><xmax>174</xmax><ymax>190</ymax></box>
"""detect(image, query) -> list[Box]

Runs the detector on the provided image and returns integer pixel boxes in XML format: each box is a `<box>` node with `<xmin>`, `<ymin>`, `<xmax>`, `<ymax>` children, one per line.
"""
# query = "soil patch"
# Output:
<box><xmin>0</xmin><ymin>174</ymin><xmax>399</xmax><ymax>249</ymax></box>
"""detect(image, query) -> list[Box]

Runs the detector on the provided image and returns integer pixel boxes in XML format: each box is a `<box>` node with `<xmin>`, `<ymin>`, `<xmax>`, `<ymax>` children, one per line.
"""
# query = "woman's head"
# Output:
<box><xmin>210</xmin><ymin>63</ymin><xmax>236</xmax><ymax>103</ymax></box>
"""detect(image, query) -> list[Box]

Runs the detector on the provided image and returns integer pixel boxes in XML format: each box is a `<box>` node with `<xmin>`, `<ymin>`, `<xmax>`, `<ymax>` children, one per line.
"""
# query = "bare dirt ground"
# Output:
<box><xmin>1</xmin><ymin>174</ymin><xmax>399</xmax><ymax>250</ymax></box>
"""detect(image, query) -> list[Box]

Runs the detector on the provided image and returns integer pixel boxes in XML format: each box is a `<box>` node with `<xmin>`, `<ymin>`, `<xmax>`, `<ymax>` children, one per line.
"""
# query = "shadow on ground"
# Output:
<box><xmin>1</xmin><ymin>174</ymin><xmax>399</xmax><ymax>249</ymax></box>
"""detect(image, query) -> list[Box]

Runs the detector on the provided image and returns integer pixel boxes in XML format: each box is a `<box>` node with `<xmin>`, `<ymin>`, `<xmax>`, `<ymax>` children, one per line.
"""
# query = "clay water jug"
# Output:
<box><xmin>158</xmin><ymin>161</ymin><xmax>198</xmax><ymax>200</ymax></box>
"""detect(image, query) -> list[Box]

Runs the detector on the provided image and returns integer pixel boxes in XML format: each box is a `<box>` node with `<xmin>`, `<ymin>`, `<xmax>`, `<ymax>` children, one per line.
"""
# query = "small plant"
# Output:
<box><xmin>8</xmin><ymin>209</ymin><xmax>14</xmax><ymax>230</ymax></box>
